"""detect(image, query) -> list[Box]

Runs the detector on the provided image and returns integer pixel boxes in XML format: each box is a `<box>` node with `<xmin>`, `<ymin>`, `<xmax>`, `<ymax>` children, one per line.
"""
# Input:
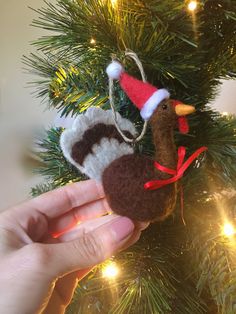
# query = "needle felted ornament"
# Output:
<box><xmin>61</xmin><ymin>60</ymin><xmax>207</xmax><ymax>222</ymax></box>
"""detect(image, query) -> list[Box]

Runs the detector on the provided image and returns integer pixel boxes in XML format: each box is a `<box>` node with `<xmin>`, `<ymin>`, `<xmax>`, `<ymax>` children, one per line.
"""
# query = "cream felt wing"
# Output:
<box><xmin>60</xmin><ymin>107</ymin><xmax>137</xmax><ymax>181</ymax></box>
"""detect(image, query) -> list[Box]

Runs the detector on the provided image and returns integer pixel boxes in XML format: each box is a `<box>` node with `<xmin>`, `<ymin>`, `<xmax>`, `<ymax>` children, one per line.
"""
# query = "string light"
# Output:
<box><xmin>90</xmin><ymin>38</ymin><xmax>96</xmax><ymax>44</ymax></box>
<box><xmin>102</xmin><ymin>0</ymin><xmax>117</xmax><ymax>7</ymax></box>
<box><xmin>188</xmin><ymin>1</ymin><xmax>198</xmax><ymax>12</ymax></box>
<box><xmin>54</xmin><ymin>91</ymin><xmax>60</xmax><ymax>98</ymax></box>
<box><xmin>223</xmin><ymin>223</ymin><xmax>235</xmax><ymax>238</ymax></box>
<box><xmin>222</xmin><ymin>112</ymin><xmax>229</xmax><ymax>117</ymax></box>
<box><xmin>111</xmin><ymin>0</ymin><xmax>117</xmax><ymax>7</ymax></box>
<box><xmin>102</xmin><ymin>262</ymin><xmax>119</xmax><ymax>279</ymax></box>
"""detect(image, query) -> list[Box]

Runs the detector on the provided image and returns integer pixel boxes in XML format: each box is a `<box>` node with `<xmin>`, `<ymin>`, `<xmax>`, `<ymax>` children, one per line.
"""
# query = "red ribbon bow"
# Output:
<box><xmin>144</xmin><ymin>146</ymin><xmax>208</xmax><ymax>190</ymax></box>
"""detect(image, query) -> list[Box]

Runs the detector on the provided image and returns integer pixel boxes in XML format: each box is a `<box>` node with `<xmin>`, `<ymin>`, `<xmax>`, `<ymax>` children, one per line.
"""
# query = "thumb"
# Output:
<box><xmin>44</xmin><ymin>216</ymin><xmax>134</xmax><ymax>276</ymax></box>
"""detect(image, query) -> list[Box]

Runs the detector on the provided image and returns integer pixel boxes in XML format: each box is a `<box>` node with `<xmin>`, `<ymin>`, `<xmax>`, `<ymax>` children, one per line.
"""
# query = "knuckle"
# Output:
<box><xmin>78</xmin><ymin>233</ymin><xmax>105</xmax><ymax>263</ymax></box>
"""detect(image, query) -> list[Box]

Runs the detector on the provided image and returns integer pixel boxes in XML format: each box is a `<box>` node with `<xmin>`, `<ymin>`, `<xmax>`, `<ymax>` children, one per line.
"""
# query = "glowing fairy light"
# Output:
<box><xmin>223</xmin><ymin>223</ymin><xmax>235</xmax><ymax>238</ymax></box>
<box><xmin>187</xmin><ymin>1</ymin><xmax>198</xmax><ymax>41</ymax></box>
<box><xmin>102</xmin><ymin>262</ymin><xmax>119</xmax><ymax>279</ymax></box>
<box><xmin>102</xmin><ymin>0</ymin><xmax>117</xmax><ymax>8</ymax></box>
<box><xmin>222</xmin><ymin>112</ymin><xmax>229</xmax><ymax>117</ymax></box>
<box><xmin>188</xmin><ymin>1</ymin><xmax>198</xmax><ymax>12</ymax></box>
<box><xmin>90</xmin><ymin>38</ymin><xmax>96</xmax><ymax>44</ymax></box>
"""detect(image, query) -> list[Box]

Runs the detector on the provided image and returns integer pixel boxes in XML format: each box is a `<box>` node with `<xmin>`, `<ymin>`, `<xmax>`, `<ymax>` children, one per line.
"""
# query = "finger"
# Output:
<box><xmin>43</xmin><ymin>273</ymin><xmax>78</xmax><ymax>314</ymax></box>
<box><xmin>57</xmin><ymin>214</ymin><xmax>121</xmax><ymax>242</ymax></box>
<box><xmin>76</xmin><ymin>267</ymin><xmax>93</xmax><ymax>281</ymax></box>
<box><xmin>44</xmin><ymin>272</ymin><xmax>79</xmax><ymax>314</ymax></box>
<box><xmin>58</xmin><ymin>215</ymin><xmax>143</xmax><ymax>252</ymax></box>
<box><xmin>38</xmin><ymin>216</ymin><xmax>135</xmax><ymax>277</ymax></box>
<box><xmin>49</xmin><ymin>198</ymin><xmax>111</xmax><ymax>238</ymax></box>
<box><xmin>44</xmin><ymin>268</ymin><xmax>92</xmax><ymax>314</ymax></box>
<box><xmin>120</xmin><ymin>229</ymin><xmax>142</xmax><ymax>251</ymax></box>
<box><xmin>56</xmin><ymin>215</ymin><xmax>149</xmax><ymax>243</ymax></box>
<box><xmin>16</xmin><ymin>180</ymin><xmax>105</xmax><ymax>219</ymax></box>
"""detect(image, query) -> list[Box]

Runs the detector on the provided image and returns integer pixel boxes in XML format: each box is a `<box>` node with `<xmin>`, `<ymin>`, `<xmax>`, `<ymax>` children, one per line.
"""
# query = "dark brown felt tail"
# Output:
<box><xmin>72</xmin><ymin>123</ymin><xmax>133</xmax><ymax>166</ymax></box>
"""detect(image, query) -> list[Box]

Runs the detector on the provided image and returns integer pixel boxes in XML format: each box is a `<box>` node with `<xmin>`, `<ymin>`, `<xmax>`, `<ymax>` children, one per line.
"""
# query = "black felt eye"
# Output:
<box><xmin>162</xmin><ymin>104</ymin><xmax>168</xmax><ymax>110</ymax></box>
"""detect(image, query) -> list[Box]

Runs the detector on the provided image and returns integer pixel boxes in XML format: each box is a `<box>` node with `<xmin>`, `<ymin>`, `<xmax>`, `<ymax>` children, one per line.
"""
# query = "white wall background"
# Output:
<box><xmin>0</xmin><ymin>0</ymin><xmax>236</xmax><ymax>210</ymax></box>
<box><xmin>213</xmin><ymin>80</ymin><xmax>236</xmax><ymax>114</ymax></box>
<box><xmin>0</xmin><ymin>0</ymin><xmax>56</xmax><ymax>210</ymax></box>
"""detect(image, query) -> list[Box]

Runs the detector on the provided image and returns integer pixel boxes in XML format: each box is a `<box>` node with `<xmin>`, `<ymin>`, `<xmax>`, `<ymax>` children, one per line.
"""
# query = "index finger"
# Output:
<box><xmin>20</xmin><ymin>180</ymin><xmax>105</xmax><ymax>219</ymax></box>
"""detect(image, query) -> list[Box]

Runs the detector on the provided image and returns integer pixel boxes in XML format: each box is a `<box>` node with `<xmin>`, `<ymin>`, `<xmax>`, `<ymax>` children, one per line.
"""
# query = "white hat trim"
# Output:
<box><xmin>140</xmin><ymin>89</ymin><xmax>170</xmax><ymax>120</ymax></box>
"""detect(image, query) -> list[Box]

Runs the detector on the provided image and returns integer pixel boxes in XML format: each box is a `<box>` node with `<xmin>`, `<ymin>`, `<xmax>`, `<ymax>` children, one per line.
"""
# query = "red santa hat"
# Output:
<box><xmin>106</xmin><ymin>61</ymin><xmax>170</xmax><ymax>121</ymax></box>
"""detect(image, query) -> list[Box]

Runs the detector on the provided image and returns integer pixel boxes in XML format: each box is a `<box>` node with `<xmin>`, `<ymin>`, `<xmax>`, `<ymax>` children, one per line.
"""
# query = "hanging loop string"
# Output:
<box><xmin>109</xmin><ymin>50</ymin><xmax>148</xmax><ymax>144</ymax></box>
<box><xmin>125</xmin><ymin>50</ymin><xmax>147</xmax><ymax>83</ymax></box>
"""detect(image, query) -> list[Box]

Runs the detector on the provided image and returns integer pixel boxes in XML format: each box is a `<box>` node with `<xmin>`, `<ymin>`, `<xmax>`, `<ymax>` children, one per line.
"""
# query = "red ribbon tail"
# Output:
<box><xmin>144</xmin><ymin>146</ymin><xmax>208</xmax><ymax>225</ymax></box>
<box><xmin>144</xmin><ymin>146</ymin><xmax>208</xmax><ymax>190</ymax></box>
<box><xmin>180</xmin><ymin>185</ymin><xmax>186</xmax><ymax>226</ymax></box>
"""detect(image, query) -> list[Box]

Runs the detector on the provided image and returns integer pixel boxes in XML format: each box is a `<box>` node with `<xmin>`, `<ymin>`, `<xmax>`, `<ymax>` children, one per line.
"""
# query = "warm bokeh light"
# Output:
<box><xmin>102</xmin><ymin>262</ymin><xmax>119</xmax><ymax>279</ymax></box>
<box><xmin>188</xmin><ymin>1</ymin><xmax>198</xmax><ymax>12</ymax></box>
<box><xmin>90</xmin><ymin>38</ymin><xmax>96</xmax><ymax>44</ymax></box>
<box><xmin>111</xmin><ymin>0</ymin><xmax>117</xmax><ymax>7</ymax></box>
<box><xmin>222</xmin><ymin>112</ymin><xmax>229</xmax><ymax>116</ymax></box>
<box><xmin>223</xmin><ymin>223</ymin><xmax>235</xmax><ymax>238</ymax></box>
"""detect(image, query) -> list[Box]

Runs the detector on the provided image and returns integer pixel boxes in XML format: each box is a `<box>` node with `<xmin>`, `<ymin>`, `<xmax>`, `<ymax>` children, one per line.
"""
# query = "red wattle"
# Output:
<box><xmin>179</xmin><ymin>116</ymin><xmax>189</xmax><ymax>134</ymax></box>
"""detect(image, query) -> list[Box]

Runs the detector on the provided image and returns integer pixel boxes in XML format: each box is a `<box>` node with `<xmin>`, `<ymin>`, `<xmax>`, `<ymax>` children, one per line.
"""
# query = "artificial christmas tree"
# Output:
<box><xmin>25</xmin><ymin>0</ymin><xmax>236</xmax><ymax>312</ymax></box>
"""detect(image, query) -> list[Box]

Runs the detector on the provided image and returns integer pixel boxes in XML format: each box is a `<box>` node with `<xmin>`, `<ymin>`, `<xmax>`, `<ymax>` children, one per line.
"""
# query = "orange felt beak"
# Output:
<box><xmin>175</xmin><ymin>104</ymin><xmax>195</xmax><ymax>116</ymax></box>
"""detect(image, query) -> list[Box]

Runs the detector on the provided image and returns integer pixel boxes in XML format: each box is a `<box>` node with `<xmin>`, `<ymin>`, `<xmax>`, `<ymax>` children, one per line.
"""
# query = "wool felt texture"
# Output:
<box><xmin>102</xmin><ymin>100</ymin><xmax>178</xmax><ymax>221</ymax></box>
<box><xmin>60</xmin><ymin>107</ymin><xmax>137</xmax><ymax>181</ymax></box>
<box><xmin>172</xmin><ymin>100</ymin><xmax>189</xmax><ymax>134</ymax></box>
<box><xmin>178</xmin><ymin>116</ymin><xmax>189</xmax><ymax>134</ymax></box>
<box><xmin>149</xmin><ymin>100</ymin><xmax>178</xmax><ymax>170</ymax></box>
<box><xmin>102</xmin><ymin>99</ymin><xmax>180</xmax><ymax>221</ymax></box>
<box><xmin>72</xmin><ymin>123</ymin><xmax>133</xmax><ymax>165</ymax></box>
<box><xmin>60</xmin><ymin>100</ymin><xmax>194</xmax><ymax>221</ymax></box>
<box><xmin>102</xmin><ymin>154</ymin><xmax>177</xmax><ymax>221</ymax></box>
<box><xmin>106</xmin><ymin>61</ymin><xmax>124</xmax><ymax>80</ymax></box>
<box><xmin>106</xmin><ymin>61</ymin><xmax>170</xmax><ymax>120</ymax></box>
<box><xmin>140</xmin><ymin>89</ymin><xmax>171</xmax><ymax>120</ymax></box>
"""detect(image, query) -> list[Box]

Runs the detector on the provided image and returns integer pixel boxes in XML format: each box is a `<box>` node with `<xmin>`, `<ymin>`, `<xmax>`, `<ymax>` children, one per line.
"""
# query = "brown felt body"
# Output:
<box><xmin>102</xmin><ymin>100</ymin><xmax>179</xmax><ymax>221</ymax></box>
<box><xmin>102</xmin><ymin>154</ymin><xmax>177</xmax><ymax>222</ymax></box>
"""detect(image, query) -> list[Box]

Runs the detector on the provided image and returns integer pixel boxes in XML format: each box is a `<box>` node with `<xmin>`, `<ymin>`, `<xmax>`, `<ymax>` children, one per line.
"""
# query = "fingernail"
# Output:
<box><xmin>110</xmin><ymin>217</ymin><xmax>135</xmax><ymax>242</ymax></box>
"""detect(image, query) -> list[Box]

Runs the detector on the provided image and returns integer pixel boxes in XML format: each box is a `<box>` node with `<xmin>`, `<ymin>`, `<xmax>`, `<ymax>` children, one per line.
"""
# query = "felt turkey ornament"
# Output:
<box><xmin>60</xmin><ymin>60</ymin><xmax>207</xmax><ymax>222</ymax></box>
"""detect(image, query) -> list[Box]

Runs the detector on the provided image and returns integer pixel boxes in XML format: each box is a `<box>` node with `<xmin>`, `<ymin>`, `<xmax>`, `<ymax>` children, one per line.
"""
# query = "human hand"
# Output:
<box><xmin>0</xmin><ymin>180</ymin><xmax>148</xmax><ymax>314</ymax></box>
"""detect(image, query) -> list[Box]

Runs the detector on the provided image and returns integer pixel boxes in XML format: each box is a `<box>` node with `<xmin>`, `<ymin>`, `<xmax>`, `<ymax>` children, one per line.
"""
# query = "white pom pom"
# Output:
<box><xmin>106</xmin><ymin>61</ymin><xmax>124</xmax><ymax>80</ymax></box>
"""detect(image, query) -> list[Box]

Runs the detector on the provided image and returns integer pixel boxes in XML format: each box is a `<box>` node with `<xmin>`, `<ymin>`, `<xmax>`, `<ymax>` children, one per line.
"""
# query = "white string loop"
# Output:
<box><xmin>109</xmin><ymin>50</ymin><xmax>148</xmax><ymax>144</ymax></box>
